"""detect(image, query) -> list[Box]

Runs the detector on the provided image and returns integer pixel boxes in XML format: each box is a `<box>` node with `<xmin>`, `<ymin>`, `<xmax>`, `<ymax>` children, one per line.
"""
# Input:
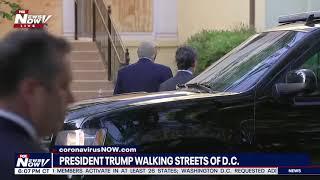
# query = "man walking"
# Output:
<box><xmin>0</xmin><ymin>30</ymin><xmax>73</xmax><ymax>179</ymax></box>
<box><xmin>114</xmin><ymin>41</ymin><xmax>173</xmax><ymax>94</ymax></box>
<box><xmin>159</xmin><ymin>46</ymin><xmax>197</xmax><ymax>91</ymax></box>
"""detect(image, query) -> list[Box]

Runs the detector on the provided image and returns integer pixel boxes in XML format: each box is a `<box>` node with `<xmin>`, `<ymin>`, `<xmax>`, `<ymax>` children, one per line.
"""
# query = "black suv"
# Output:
<box><xmin>55</xmin><ymin>12</ymin><xmax>320</xmax><ymax>163</ymax></box>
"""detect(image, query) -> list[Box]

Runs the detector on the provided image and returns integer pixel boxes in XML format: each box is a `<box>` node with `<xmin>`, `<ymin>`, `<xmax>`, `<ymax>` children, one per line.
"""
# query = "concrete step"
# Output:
<box><xmin>72</xmin><ymin>70</ymin><xmax>107</xmax><ymax>80</ymax></box>
<box><xmin>70</xmin><ymin>51</ymin><xmax>101</xmax><ymax>61</ymax></box>
<box><xmin>71</xmin><ymin>41</ymin><xmax>97</xmax><ymax>51</ymax></box>
<box><xmin>73</xmin><ymin>90</ymin><xmax>114</xmax><ymax>101</ymax></box>
<box><xmin>71</xmin><ymin>80</ymin><xmax>114</xmax><ymax>91</ymax></box>
<box><xmin>71</xmin><ymin>60</ymin><xmax>105</xmax><ymax>70</ymax></box>
<box><xmin>69</xmin><ymin>40</ymin><xmax>114</xmax><ymax>102</ymax></box>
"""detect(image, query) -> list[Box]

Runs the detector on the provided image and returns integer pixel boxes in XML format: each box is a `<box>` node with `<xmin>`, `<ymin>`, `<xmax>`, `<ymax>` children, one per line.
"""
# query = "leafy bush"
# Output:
<box><xmin>187</xmin><ymin>26</ymin><xmax>256</xmax><ymax>73</ymax></box>
<box><xmin>0</xmin><ymin>0</ymin><xmax>21</xmax><ymax>22</ymax></box>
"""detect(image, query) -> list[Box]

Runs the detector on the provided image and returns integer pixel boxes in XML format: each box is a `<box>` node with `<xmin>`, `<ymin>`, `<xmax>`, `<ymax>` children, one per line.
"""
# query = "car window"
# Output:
<box><xmin>292</xmin><ymin>50</ymin><xmax>320</xmax><ymax>94</ymax></box>
<box><xmin>189</xmin><ymin>31</ymin><xmax>307</xmax><ymax>92</ymax></box>
<box><xmin>81</xmin><ymin>118</ymin><xmax>102</xmax><ymax>129</ymax></box>
<box><xmin>100</xmin><ymin>114</ymin><xmax>135</xmax><ymax>144</ymax></box>
<box><xmin>301</xmin><ymin>52</ymin><xmax>320</xmax><ymax>83</ymax></box>
<box><xmin>102</xmin><ymin>120</ymin><xmax>123</xmax><ymax>144</ymax></box>
<box><xmin>100</xmin><ymin>110</ymin><xmax>158</xmax><ymax>144</ymax></box>
<box><xmin>268</xmin><ymin>39</ymin><xmax>320</xmax><ymax>99</ymax></box>
<box><xmin>289</xmin><ymin>48</ymin><xmax>320</xmax><ymax>96</ymax></box>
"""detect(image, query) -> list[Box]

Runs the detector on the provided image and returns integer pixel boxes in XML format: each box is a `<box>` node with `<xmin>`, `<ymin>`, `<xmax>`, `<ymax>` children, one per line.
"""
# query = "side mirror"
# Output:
<box><xmin>274</xmin><ymin>69</ymin><xmax>317</xmax><ymax>97</ymax></box>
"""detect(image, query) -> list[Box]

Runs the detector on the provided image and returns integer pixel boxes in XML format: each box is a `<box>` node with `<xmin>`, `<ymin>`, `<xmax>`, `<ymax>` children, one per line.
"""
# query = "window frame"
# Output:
<box><xmin>257</xmin><ymin>29</ymin><xmax>320</xmax><ymax>99</ymax></box>
<box><xmin>268</xmin><ymin>33</ymin><xmax>320</xmax><ymax>102</ymax></box>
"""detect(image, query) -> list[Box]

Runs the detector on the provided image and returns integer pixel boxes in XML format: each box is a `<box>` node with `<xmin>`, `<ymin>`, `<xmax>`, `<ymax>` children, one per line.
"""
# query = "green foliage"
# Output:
<box><xmin>0</xmin><ymin>0</ymin><xmax>21</xmax><ymax>21</ymax></box>
<box><xmin>187</xmin><ymin>26</ymin><xmax>256</xmax><ymax>73</ymax></box>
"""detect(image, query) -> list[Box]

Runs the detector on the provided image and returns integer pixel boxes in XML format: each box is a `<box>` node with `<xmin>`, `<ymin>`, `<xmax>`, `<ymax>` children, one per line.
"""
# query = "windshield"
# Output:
<box><xmin>188</xmin><ymin>31</ymin><xmax>307</xmax><ymax>93</ymax></box>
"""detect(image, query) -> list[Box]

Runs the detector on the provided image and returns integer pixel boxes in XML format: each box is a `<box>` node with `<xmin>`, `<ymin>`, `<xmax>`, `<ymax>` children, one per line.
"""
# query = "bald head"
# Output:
<box><xmin>137</xmin><ymin>41</ymin><xmax>157</xmax><ymax>61</ymax></box>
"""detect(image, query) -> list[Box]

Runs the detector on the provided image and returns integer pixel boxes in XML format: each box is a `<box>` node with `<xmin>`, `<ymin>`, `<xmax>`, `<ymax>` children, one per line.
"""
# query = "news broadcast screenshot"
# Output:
<box><xmin>1</xmin><ymin>0</ymin><xmax>320</xmax><ymax>179</ymax></box>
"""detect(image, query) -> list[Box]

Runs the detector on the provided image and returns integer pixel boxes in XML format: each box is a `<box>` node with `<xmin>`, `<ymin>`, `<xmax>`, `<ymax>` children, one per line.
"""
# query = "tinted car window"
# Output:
<box><xmin>294</xmin><ymin>50</ymin><xmax>320</xmax><ymax>96</ymax></box>
<box><xmin>301</xmin><ymin>52</ymin><xmax>320</xmax><ymax>85</ymax></box>
<box><xmin>82</xmin><ymin>118</ymin><xmax>102</xmax><ymax>129</ymax></box>
<box><xmin>189</xmin><ymin>31</ymin><xmax>307</xmax><ymax>92</ymax></box>
<box><xmin>100</xmin><ymin>110</ymin><xmax>158</xmax><ymax>144</ymax></box>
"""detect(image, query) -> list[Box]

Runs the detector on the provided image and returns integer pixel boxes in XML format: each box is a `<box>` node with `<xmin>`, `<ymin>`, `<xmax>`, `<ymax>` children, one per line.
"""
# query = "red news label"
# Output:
<box><xmin>15</xmin><ymin>10</ymin><xmax>29</xmax><ymax>14</ymax></box>
<box><xmin>13</xmin><ymin>24</ymin><xmax>45</xmax><ymax>29</ymax></box>
<box><xmin>18</xmin><ymin>154</ymin><xmax>30</xmax><ymax>158</ymax></box>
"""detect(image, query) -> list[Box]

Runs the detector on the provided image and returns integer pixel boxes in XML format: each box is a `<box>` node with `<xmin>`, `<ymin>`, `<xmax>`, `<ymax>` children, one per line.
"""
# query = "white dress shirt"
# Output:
<box><xmin>177</xmin><ymin>69</ymin><xmax>193</xmax><ymax>75</ymax></box>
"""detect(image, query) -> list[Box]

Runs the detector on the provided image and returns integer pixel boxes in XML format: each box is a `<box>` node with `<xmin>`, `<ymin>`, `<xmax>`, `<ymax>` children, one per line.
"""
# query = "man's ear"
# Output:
<box><xmin>18</xmin><ymin>78</ymin><xmax>43</xmax><ymax>103</ymax></box>
<box><xmin>192</xmin><ymin>61</ymin><xmax>196</xmax><ymax>68</ymax></box>
<box><xmin>192</xmin><ymin>60</ymin><xmax>197</xmax><ymax>72</ymax></box>
<box><xmin>152</xmin><ymin>52</ymin><xmax>157</xmax><ymax>61</ymax></box>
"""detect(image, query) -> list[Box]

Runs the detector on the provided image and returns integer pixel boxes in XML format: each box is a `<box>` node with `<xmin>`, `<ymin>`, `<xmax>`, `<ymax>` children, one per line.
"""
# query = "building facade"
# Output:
<box><xmin>2</xmin><ymin>0</ymin><xmax>320</xmax><ymax>70</ymax></box>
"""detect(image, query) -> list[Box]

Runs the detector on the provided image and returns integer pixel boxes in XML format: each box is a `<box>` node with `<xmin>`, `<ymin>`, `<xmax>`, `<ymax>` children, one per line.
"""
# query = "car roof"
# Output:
<box><xmin>265</xmin><ymin>22</ymin><xmax>320</xmax><ymax>33</ymax></box>
<box><xmin>272</xmin><ymin>11</ymin><xmax>320</xmax><ymax>32</ymax></box>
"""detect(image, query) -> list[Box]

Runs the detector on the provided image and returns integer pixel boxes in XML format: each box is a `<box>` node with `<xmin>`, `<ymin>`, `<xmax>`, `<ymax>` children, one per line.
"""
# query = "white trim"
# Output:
<box><xmin>63</xmin><ymin>32</ymin><xmax>75</xmax><ymax>39</ymax></box>
<box><xmin>177</xmin><ymin>70</ymin><xmax>193</xmax><ymax>75</ymax></box>
<box><xmin>153</xmin><ymin>0</ymin><xmax>178</xmax><ymax>40</ymax></box>
<box><xmin>119</xmin><ymin>32</ymin><xmax>178</xmax><ymax>42</ymax></box>
<box><xmin>63</xmin><ymin>0</ymin><xmax>75</xmax><ymax>37</ymax></box>
<box><xmin>153</xmin><ymin>0</ymin><xmax>158</xmax><ymax>39</ymax></box>
<box><xmin>155</xmin><ymin>33</ymin><xmax>178</xmax><ymax>41</ymax></box>
<box><xmin>120</xmin><ymin>32</ymin><xmax>153</xmax><ymax>36</ymax></box>
<box><xmin>120</xmin><ymin>32</ymin><xmax>154</xmax><ymax>41</ymax></box>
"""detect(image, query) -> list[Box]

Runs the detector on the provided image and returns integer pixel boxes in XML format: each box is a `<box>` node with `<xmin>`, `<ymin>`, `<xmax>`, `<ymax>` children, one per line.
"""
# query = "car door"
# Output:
<box><xmin>255</xmin><ymin>40</ymin><xmax>320</xmax><ymax>164</ymax></box>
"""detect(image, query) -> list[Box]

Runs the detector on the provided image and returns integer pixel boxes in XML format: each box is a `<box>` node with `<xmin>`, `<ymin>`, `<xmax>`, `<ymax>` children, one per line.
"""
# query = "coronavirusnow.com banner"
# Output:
<box><xmin>14</xmin><ymin>146</ymin><xmax>320</xmax><ymax>175</ymax></box>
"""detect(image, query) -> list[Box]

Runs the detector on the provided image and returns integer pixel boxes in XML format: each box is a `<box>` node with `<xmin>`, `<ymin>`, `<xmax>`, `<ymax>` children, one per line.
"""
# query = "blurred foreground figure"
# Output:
<box><xmin>0</xmin><ymin>30</ymin><xmax>73</xmax><ymax>179</ymax></box>
<box><xmin>114</xmin><ymin>41</ymin><xmax>173</xmax><ymax>94</ymax></box>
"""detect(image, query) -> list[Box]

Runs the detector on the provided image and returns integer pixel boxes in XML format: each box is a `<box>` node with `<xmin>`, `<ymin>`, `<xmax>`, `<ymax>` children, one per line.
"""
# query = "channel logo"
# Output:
<box><xmin>15</xmin><ymin>153</ymin><xmax>51</xmax><ymax>168</ymax></box>
<box><xmin>13</xmin><ymin>10</ymin><xmax>52</xmax><ymax>29</ymax></box>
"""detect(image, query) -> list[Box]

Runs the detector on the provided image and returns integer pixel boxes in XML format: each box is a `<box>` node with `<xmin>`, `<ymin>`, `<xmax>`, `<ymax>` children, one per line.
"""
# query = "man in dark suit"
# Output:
<box><xmin>0</xmin><ymin>31</ymin><xmax>74</xmax><ymax>179</ymax></box>
<box><xmin>114</xmin><ymin>41</ymin><xmax>173</xmax><ymax>94</ymax></box>
<box><xmin>159</xmin><ymin>46</ymin><xmax>197</xmax><ymax>91</ymax></box>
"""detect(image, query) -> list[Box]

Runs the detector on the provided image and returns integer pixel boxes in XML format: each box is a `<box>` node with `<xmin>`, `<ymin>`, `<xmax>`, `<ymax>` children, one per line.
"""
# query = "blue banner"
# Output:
<box><xmin>52</xmin><ymin>153</ymin><xmax>310</xmax><ymax>167</ymax></box>
<box><xmin>15</xmin><ymin>147</ymin><xmax>318</xmax><ymax>175</ymax></box>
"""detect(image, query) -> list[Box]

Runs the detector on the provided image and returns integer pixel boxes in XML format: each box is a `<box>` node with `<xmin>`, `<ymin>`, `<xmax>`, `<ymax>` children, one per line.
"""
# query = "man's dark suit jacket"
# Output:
<box><xmin>0</xmin><ymin>117</ymin><xmax>65</xmax><ymax>180</ymax></box>
<box><xmin>114</xmin><ymin>58</ymin><xmax>173</xmax><ymax>94</ymax></box>
<box><xmin>159</xmin><ymin>71</ymin><xmax>193</xmax><ymax>91</ymax></box>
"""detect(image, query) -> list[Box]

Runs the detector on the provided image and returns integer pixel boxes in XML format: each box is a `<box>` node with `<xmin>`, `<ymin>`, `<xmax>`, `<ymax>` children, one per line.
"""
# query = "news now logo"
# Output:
<box><xmin>13</xmin><ymin>10</ymin><xmax>52</xmax><ymax>29</ymax></box>
<box><xmin>16</xmin><ymin>154</ymin><xmax>51</xmax><ymax>168</ymax></box>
